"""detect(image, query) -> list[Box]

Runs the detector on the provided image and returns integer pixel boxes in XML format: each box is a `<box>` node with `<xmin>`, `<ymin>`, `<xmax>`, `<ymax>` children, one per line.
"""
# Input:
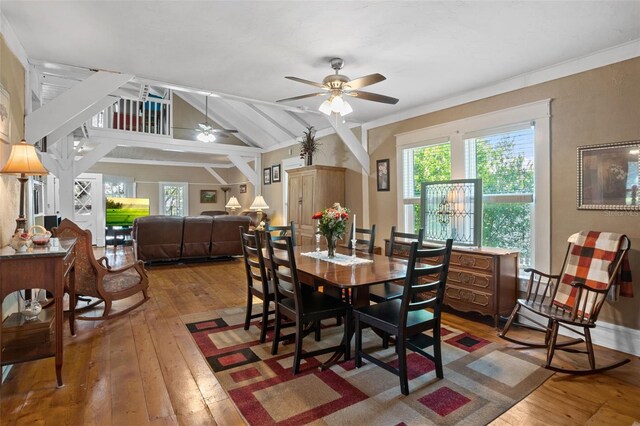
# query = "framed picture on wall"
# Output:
<box><xmin>377</xmin><ymin>159</ymin><xmax>390</xmax><ymax>191</ymax></box>
<box><xmin>200</xmin><ymin>189</ymin><xmax>217</xmax><ymax>203</ymax></box>
<box><xmin>0</xmin><ymin>84</ymin><xmax>11</xmax><ymax>144</ymax></box>
<box><xmin>239</xmin><ymin>184</ymin><xmax>247</xmax><ymax>193</ymax></box>
<box><xmin>272</xmin><ymin>164</ymin><xmax>281</xmax><ymax>183</ymax></box>
<box><xmin>577</xmin><ymin>140</ymin><xmax>640</xmax><ymax>210</ymax></box>
<box><xmin>263</xmin><ymin>167</ymin><xmax>271</xmax><ymax>185</ymax></box>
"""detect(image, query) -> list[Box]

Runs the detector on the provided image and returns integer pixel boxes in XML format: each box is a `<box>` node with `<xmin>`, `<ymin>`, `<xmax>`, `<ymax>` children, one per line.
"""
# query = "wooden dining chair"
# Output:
<box><xmin>265</xmin><ymin>221</ymin><xmax>296</xmax><ymax>246</ymax></box>
<box><xmin>499</xmin><ymin>231</ymin><xmax>631</xmax><ymax>374</ymax></box>
<box><xmin>369</xmin><ymin>226</ymin><xmax>425</xmax><ymax>303</ymax></box>
<box><xmin>240</xmin><ymin>227</ymin><xmax>275</xmax><ymax>343</ymax></box>
<box><xmin>348</xmin><ymin>224</ymin><xmax>377</xmax><ymax>254</ymax></box>
<box><xmin>266</xmin><ymin>234</ymin><xmax>351</xmax><ymax>374</ymax></box>
<box><xmin>354</xmin><ymin>239</ymin><xmax>453</xmax><ymax>395</ymax></box>
<box><xmin>52</xmin><ymin>219</ymin><xmax>150</xmax><ymax>320</ymax></box>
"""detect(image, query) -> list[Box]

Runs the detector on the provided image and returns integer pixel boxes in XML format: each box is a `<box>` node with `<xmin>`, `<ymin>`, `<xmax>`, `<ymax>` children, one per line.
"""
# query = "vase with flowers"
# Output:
<box><xmin>299</xmin><ymin>126</ymin><xmax>320</xmax><ymax>166</ymax></box>
<box><xmin>312</xmin><ymin>203</ymin><xmax>350</xmax><ymax>258</ymax></box>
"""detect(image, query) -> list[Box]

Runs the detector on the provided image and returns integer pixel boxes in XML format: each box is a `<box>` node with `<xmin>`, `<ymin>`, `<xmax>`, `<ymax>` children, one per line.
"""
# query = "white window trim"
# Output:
<box><xmin>395</xmin><ymin>99</ymin><xmax>551</xmax><ymax>273</ymax></box>
<box><xmin>281</xmin><ymin>156</ymin><xmax>305</xmax><ymax>222</ymax></box>
<box><xmin>159</xmin><ymin>182</ymin><xmax>189</xmax><ymax>216</ymax></box>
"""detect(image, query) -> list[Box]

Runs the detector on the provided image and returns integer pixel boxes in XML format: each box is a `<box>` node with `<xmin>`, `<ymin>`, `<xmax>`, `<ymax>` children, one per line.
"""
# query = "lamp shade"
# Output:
<box><xmin>250</xmin><ymin>195</ymin><xmax>269</xmax><ymax>210</ymax></box>
<box><xmin>0</xmin><ymin>140</ymin><xmax>48</xmax><ymax>175</ymax></box>
<box><xmin>225</xmin><ymin>196</ymin><xmax>241</xmax><ymax>209</ymax></box>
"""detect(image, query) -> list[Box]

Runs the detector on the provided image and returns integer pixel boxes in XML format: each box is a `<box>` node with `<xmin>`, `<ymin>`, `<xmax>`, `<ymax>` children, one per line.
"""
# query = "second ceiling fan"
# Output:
<box><xmin>173</xmin><ymin>95</ymin><xmax>238</xmax><ymax>142</ymax></box>
<box><xmin>277</xmin><ymin>57</ymin><xmax>399</xmax><ymax>116</ymax></box>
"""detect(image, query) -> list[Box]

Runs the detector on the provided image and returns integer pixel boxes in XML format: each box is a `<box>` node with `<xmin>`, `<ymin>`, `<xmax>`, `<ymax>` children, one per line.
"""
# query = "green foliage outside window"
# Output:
<box><xmin>411</xmin><ymin>135</ymin><xmax>534</xmax><ymax>266</ymax></box>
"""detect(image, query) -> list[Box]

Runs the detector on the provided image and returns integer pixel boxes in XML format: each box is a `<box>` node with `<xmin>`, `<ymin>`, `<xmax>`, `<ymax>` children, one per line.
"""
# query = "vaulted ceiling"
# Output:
<box><xmin>3</xmin><ymin>1</ymin><xmax>640</xmax><ymax>170</ymax></box>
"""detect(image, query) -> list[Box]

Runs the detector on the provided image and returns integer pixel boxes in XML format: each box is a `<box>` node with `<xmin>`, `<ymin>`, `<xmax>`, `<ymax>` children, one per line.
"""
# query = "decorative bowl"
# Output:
<box><xmin>29</xmin><ymin>225</ymin><xmax>51</xmax><ymax>245</ymax></box>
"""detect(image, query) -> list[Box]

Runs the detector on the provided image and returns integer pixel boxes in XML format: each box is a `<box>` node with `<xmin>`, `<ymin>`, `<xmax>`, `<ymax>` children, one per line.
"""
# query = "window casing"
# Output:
<box><xmin>396</xmin><ymin>100</ymin><xmax>550</xmax><ymax>272</ymax></box>
<box><xmin>159</xmin><ymin>182</ymin><xmax>188</xmax><ymax>216</ymax></box>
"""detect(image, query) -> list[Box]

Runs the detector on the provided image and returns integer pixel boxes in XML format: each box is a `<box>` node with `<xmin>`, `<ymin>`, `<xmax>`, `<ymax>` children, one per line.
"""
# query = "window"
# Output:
<box><xmin>396</xmin><ymin>101</ymin><xmax>550</xmax><ymax>271</ymax></box>
<box><xmin>401</xmin><ymin>140</ymin><xmax>451</xmax><ymax>234</ymax></box>
<box><xmin>465</xmin><ymin>126</ymin><xmax>535</xmax><ymax>266</ymax></box>
<box><xmin>159</xmin><ymin>182</ymin><xmax>188</xmax><ymax>216</ymax></box>
<box><xmin>104</xmin><ymin>175</ymin><xmax>134</xmax><ymax>198</ymax></box>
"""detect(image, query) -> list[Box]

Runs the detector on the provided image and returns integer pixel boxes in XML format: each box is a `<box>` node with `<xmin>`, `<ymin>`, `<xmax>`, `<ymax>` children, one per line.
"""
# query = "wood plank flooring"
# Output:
<box><xmin>1</xmin><ymin>246</ymin><xmax>639</xmax><ymax>425</ymax></box>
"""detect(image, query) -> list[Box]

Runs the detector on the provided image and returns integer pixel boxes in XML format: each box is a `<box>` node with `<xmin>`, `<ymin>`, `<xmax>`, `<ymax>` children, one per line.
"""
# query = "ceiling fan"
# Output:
<box><xmin>276</xmin><ymin>57</ymin><xmax>399</xmax><ymax>116</ymax></box>
<box><xmin>173</xmin><ymin>95</ymin><xmax>238</xmax><ymax>142</ymax></box>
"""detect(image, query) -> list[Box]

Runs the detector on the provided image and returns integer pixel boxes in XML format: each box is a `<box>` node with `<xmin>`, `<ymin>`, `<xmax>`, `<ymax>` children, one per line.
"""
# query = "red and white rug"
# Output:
<box><xmin>186</xmin><ymin>307</ymin><xmax>552</xmax><ymax>425</ymax></box>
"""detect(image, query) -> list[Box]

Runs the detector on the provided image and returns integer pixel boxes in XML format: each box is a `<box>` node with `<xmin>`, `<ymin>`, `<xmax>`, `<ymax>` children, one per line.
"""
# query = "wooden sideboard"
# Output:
<box><xmin>385</xmin><ymin>239</ymin><xmax>518</xmax><ymax>327</ymax></box>
<box><xmin>0</xmin><ymin>238</ymin><xmax>76</xmax><ymax>387</ymax></box>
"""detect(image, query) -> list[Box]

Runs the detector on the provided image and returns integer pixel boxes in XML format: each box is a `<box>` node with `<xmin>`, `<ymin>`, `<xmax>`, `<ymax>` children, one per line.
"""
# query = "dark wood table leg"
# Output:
<box><xmin>68</xmin><ymin>264</ymin><xmax>76</xmax><ymax>337</ymax></box>
<box><xmin>54</xmin><ymin>289</ymin><xmax>64</xmax><ymax>388</ymax></box>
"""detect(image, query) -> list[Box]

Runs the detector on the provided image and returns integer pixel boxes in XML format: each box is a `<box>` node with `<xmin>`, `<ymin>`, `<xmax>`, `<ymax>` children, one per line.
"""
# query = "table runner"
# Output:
<box><xmin>301</xmin><ymin>250</ymin><xmax>374</xmax><ymax>266</ymax></box>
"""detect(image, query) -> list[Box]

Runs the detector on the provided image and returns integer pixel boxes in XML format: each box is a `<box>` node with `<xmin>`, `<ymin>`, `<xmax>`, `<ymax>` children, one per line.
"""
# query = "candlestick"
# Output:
<box><xmin>351</xmin><ymin>213</ymin><xmax>357</xmax><ymax>258</ymax></box>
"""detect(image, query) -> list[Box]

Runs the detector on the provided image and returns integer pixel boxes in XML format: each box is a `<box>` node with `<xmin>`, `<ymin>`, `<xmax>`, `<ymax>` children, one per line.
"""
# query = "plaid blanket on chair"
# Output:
<box><xmin>553</xmin><ymin>231</ymin><xmax>632</xmax><ymax>316</ymax></box>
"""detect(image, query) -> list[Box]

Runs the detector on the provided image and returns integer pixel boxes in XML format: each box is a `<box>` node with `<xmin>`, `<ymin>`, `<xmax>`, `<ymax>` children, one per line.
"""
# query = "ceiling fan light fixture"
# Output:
<box><xmin>319</xmin><ymin>100</ymin><xmax>332</xmax><ymax>115</ymax></box>
<box><xmin>330</xmin><ymin>95</ymin><xmax>344</xmax><ymax>112</ymax></box>
<box><xmin>197</xmin><ymin>132</ymin><xmax>216</xmax><ymax>143</ymax></box>
<box><xmin>340</xmin><ymin>100</ymin><xmax>353</xmax><ymax>116</ymax></box>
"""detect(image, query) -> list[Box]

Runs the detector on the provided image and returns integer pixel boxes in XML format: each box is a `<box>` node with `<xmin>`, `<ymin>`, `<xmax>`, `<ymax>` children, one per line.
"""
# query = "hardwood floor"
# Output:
<box><xmin>2</xmin><ymin>246</ymin><xmax>639</xmax><ymax>425</ymax></box>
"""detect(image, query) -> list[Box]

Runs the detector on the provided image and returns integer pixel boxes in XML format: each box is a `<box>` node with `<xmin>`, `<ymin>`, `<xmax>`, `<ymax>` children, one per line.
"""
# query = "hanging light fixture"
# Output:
<box><xmin>318</xmin><ymin>93</ymin><xmax>352</xmax><ymax>117</ymax></box>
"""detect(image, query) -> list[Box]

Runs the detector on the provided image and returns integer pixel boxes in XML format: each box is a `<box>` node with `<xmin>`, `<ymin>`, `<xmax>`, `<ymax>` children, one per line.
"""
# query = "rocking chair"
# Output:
<box><xmin>499</xmin><ymin>231</ymin><xmax>631</xmax><ymax>374</ymax></box>
<box><xmin>53</xmin><ymin>219</ymin><xmax>150</xmax><ymax>320</ymax></box>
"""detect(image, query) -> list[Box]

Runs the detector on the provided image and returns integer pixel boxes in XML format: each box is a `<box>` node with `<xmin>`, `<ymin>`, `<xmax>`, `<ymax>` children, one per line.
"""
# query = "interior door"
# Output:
<box><xmin>74</xmin><ymin>173</ymin><xmax>105</xmax><ymax>246</ymax></box>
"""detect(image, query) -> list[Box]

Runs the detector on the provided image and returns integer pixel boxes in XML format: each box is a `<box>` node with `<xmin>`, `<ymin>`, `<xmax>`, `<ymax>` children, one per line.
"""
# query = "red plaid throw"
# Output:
<box><xmin>553</xmin><ymin>231</ymin><xmax>632</xmax><ymax>316</ymax></box>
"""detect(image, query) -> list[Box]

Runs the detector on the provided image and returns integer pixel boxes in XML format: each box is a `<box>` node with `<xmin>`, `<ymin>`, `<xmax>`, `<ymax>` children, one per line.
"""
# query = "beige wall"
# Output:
<box><xmin>367</xmin><ymin>57</ymin><xmax>640</xmax><ymax>329</ymax></box>
<box><xmin>260</xmin><ymin>132</ymin><xmax>364</xmax><ymax>226</ymax></box>
<box><xmin>0</xmin><ymin>35</ymin><xmax>24</xmax><ymax>247</ymax></box>
<box><xmin>0</xmin><ymin>35</ymin><xmax>25</xmax><ymax>318</ymax></box>
<box><xmin>89</xmin><ymin>162</ymin><xmax>255</xmax><ymax>216</ymax></box>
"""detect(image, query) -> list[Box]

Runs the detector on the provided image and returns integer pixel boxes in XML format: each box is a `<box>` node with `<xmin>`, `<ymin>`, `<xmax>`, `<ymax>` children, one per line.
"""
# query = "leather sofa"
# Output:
<box><xmin>132</xmin><ymin>215</ymin><xmax>252</xmax><ymax>263</ymax></box>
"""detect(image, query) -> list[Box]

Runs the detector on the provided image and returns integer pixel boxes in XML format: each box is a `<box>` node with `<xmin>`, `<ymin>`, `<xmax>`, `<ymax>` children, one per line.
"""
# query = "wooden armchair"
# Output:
<box><xmin>499</xmin><ymin>231</ymin><xmax>631</xmax><ymax>374</ymax></box>
<box><xmin>53</xmin><ymin>219</ymin><xmax>150</xmax><ymax>320</ymax></box>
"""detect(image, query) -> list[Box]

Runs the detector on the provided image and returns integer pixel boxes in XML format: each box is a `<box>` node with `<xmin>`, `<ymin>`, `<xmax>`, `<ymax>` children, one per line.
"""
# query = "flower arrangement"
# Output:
<box><xmin>312</xmin><ymin>203</ymin><xmax>350</xmax><ymax>257</ymax></box>
<box><xmin>299</xmin><ymin>126</ymin><xmax>320</xmax><ymax>166</ymax></box>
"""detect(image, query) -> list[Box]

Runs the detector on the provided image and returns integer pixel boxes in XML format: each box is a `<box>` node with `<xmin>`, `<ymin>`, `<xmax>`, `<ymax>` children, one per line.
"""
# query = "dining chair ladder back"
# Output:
<box><xmin>355</xmin><ymin>239</ymin><xmax>453</xmax><ymax>395</ymax></box>
<box><xmin>266</xmin><ymin>234</ymin><xmax>351</xmax><ymax>374</ymax></box>
<box><xmin>348</xmin><ymin>224</ymin><xmax>377</xmax><ymax>254</ymax></box>
<box><xmin>265</xmin><ymin>221</ymin><xmax>296</xmax><ymax>246</ymax></box>
<box><xmin>240</xmin><ymin>227</ymin><xmax>275</xmax><ymax>343</ymax></box>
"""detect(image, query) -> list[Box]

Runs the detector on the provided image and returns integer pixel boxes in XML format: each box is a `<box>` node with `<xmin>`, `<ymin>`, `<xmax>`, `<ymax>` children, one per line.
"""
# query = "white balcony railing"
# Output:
<box><xmin>91</xmin><ymin>96</ymin><xmax>172</xmax><ymax>137</ymax></box>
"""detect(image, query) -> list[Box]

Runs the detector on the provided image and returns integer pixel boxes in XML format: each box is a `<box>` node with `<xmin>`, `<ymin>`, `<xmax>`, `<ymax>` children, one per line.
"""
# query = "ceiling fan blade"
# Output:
<box><xmin>211</xmin><ymin>129</ymin><xmax>238</xmax><ymax>134</ymax></box>
<box><xmin>276</xmin><ymin>92</ymin><xmax>326</xmax><ymax>103</ymax></box>
<box><xmin>346</xmin><ymin>90</ymin><xmax>399</xmax><ymax>105</ymax></box>
<box><xmin>285</xmin><ymin>76</ymin><xmax>327</xmax><ymax>89</ymax></box>
<box><xmin>345</xmin><ymin>73</ymin><xmax>386</xmax><ymax>90</ymax></box>
<box><xmin>172</xmin><ymin>126</ymin><xmax>196</xmax><ymax>130</ymax></box>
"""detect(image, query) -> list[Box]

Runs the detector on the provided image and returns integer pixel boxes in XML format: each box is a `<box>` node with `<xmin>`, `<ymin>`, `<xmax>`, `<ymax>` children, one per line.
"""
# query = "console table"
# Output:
<box><xmin>385</xmin><ymin>240</ymin><xmax>518</xmax><ymax>327</ymax></box>
<box><xmin>0</xmin><ymin>238</ymin><xmax>76</xmax><ymax>387</ymax></box>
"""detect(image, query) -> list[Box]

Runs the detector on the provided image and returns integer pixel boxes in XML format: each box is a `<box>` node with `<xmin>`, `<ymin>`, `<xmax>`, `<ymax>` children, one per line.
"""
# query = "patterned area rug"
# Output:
<box><xmin>186</xmin><ymin>307</ymin><xmax>553</xmax><ymax>425</ymax></box>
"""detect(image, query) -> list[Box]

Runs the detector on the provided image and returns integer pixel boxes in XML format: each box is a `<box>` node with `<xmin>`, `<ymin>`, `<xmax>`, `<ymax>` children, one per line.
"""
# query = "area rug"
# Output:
<box><xmin>186</xmin><ymin>307</ymin><xmax>553</xmax><ymax>425</ymax></box>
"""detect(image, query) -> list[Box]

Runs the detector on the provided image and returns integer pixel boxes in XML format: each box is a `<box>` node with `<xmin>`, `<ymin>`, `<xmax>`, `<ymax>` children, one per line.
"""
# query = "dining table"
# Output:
<box><xmin>264</xmin><ymin>243</ymin><xmax>411</xmax><ymax>369</ymax></box>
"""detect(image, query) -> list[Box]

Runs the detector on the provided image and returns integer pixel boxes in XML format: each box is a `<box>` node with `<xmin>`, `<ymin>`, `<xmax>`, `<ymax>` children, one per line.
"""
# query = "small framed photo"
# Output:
<box><xmin>239</xmin><ymin>184</ymin><xmax>247</xmax><ymax>193</ymax></box>
<box><xmin>377</xmin><ymin>159</ymin><xmax>390</xmax><ymax>191</ymax></box>
<box><xmin>0</xmin><ymin>84</ymin><xmax>11</xmax><ymax>144</ymax></box>
<box><xmin>272</xmin><ymin>164</ymin><xmax>281</xmax><ymax>183</ymax></box>
<box><xmin>200</xmin><ymin>189</ymin><xmax>217</xmax><ymax>203</ymax></box>
<box><xmin>263</xmin><ymin>167</ymin><xmax>271</xmax><ymax>185</ymax></box>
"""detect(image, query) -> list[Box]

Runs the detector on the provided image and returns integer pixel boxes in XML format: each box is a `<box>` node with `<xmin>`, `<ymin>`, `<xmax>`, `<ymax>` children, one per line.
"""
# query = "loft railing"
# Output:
<box><xmin>90</xmin><ymin>96</ymin><xmax>172</xmax><ymax>137</ymax></box>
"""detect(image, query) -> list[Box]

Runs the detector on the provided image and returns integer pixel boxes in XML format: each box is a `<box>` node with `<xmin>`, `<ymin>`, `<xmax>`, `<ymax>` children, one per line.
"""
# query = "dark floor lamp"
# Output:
<box><xmin>0</xmin><ymin>140</ymin><xmax>49</xmax><ymax>232</ymax></box>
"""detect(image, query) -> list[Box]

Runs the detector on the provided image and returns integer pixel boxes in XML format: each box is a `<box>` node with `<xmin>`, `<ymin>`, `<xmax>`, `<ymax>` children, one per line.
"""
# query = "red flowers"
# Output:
<box><xmin>312</xmin><ymin>212</ymin><xmax>323</xmax><ymax>220</ymax></box>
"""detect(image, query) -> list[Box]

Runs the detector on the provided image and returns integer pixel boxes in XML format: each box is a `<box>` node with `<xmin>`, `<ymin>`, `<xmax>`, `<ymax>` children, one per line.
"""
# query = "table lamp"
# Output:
<box><xmin>225</xmin><ymin>196</ymin><xmax>241</xmax><ymax>214</ymax></box>
<box><xmin>0</xmin><ymin>140</ymin><xmax>49</xmax><ymax>232</ymax></box>
<box><xmin>250</xmin><ymin>195</ymin><xmax>269</xmax><ymax>230</ymax></box>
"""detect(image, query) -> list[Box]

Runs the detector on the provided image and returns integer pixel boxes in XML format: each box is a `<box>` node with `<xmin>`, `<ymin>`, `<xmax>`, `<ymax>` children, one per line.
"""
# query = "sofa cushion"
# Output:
<box><xmin>182</xmin><ymin>216</ymin><xmax>214</xmax><ymax>258</ymax></box>
<box><xmin>133</xmin><ymin>216</ymin><xmax>184</xmax><ymax>262</ymax></box>
<box><xmin>200</xmin><ymin>210</ymin><xmax>228</xmax><ymax>217</ymax></box>
<box><xmin>210</xmin><ymin>215</ymin><xmax>252</xmax><ymax>257</ymax></box>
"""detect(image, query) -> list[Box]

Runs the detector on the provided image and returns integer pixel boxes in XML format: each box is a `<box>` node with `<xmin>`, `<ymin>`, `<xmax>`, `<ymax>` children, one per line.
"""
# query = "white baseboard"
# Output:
<box><xmin>517</xmin><ymin>314</ymin><xmax>640</xmax><ymax>357</ymax></box>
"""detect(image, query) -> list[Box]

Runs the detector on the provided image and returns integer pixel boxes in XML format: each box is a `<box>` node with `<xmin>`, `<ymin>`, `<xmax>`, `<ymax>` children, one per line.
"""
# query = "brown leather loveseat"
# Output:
<box><xmin>132</xmin><ymin>214</ymin><xmax>252</xmax><ymax>263</ymax></box>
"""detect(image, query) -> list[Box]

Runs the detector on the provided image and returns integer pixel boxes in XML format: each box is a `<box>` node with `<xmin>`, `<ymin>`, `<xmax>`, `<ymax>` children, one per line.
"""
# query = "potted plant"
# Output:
<box><xmin>299</xmin><ymin>126</ymin><xmax>320</xmax><ymax>166</ymax></box>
